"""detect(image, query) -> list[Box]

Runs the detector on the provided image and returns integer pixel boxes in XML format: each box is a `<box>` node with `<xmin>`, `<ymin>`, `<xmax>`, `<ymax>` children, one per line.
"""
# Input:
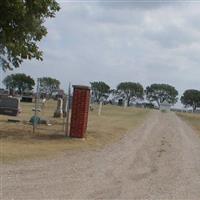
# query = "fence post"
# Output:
<box><xmin>33</xmin><ymin>78</ymin><xmax>40</xmax><ymax>134</ymax></box>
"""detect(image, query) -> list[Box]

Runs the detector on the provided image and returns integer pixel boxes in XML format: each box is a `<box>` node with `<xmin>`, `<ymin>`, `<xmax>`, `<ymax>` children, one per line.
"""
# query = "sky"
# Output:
<box><xmin>1</xmin><ymin>0</ymin><xmax>200</xmax><ymax>100</ymax></box>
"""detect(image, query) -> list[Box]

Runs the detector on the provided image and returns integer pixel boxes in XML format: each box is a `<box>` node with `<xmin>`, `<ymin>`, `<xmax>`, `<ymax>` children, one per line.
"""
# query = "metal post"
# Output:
<box><xmin>33</xmin><ymin>78</ymin><xmax>40</xmax><ymax>134</ymax></box>
<box><xmin>65</xmin><ymin>83</ymin><xmax>71</xmax><ymax>136</ymax></box>
<box><xmin>63</xmin><ymin>96</ymin><xmax>67</xmax><ymax>132</ymax></box>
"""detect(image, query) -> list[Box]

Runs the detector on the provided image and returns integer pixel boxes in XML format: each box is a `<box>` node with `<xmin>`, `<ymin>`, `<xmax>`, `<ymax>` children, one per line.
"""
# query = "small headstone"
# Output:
<box><xmin>41</xmin><ymin>98</ymin><xmax>46</xmax><ymax>109</ymax></box>
<box><xmin>40</xmin><ymin>118</ymin><xmax>50</xmax><ymax>125</ymax></box>
<box><xmin>90</xmin><ymin>105</ymin><xmax>94</xmax><ymax>111</ymax></box>
<box><xmin>62</xmin><ymin>96</ymin><xmax>67</xmax><ymax>118</ymax></box>
<box><xmin>118</xmin><ymin>99</ymin><xmax>123</xmax><ymax>106</ymax></box>
<box><xmin>21</xmin><ymin>96</ymin><xmax>33</xmax><ymax>102</ymax></box>
<box><xmin>54</xmin><ymin>98</ymin><xmax>63</xmax><ymax>118</ymax></box>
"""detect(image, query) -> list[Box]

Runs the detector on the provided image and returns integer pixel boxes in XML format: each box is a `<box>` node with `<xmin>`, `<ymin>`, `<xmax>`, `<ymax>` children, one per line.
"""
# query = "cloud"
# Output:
<box><xmin>98</xmin><ymin>0</ymin><xmax>184</xmax><ymax>10</ymax></box>
<box><xmin>3</xmin><ymin>0</ymin><xmax>199</xmax><ymax>106</ymax></box>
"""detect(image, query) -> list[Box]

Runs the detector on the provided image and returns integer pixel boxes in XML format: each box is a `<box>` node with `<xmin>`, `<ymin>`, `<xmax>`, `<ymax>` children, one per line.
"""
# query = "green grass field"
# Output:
<box><xmin>177</xmin><ymin>112</ymin><xmax>200</xmax><ymax>134</ymax></box>
<box><xmin>0</xmin><ymin>101</ymin><xmax>150</xmax><ymax>163</ymax></box>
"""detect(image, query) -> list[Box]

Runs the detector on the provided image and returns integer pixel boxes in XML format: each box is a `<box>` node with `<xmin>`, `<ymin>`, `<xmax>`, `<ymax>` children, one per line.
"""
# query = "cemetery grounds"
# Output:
<box><xmin>1</xmin><ymin>109</ymin><xmax>200</xmax><ymax>199</ymax></box>
<box><xmin>0</xmin><ymin>100</ymin><xmax>149</xmax><ymax>163</ymax></box>
<box><xmin>1</xmin><ymin>103</ymin><xmax>200</xmax><ymax>199</ymax></box>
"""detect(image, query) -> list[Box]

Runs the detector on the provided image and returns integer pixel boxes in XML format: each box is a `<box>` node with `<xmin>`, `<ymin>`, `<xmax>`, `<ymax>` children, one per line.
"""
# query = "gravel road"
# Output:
<box><xmin>1</xmin><ymin>111</ymin><xmax>200</xmax><ymax>199</ymax></box>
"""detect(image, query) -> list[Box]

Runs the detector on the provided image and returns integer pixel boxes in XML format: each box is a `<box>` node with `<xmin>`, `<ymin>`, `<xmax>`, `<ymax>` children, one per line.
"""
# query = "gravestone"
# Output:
<box><xmin>21</xmin><ymin>95</ymin><xmax>33</xmax><ymax>102</ymax></box>
<box><xmin>62</xmin><ymin>96</ymin><xmax>67</xmax><ymax>118</ymax></box>
<box><xmin>41</xmin><ymin>98</ymin><xmax>46</xmax><ymax>109</ymax></box>
<box><xmin>0</xmin><ymin>97</ymin><xmax>21</xmax><ymax>116</ymax></box>
<box><xmin>118</xmin><ymin>99</ymin><xmax>123</xmax><ymax>106</ymax></box>
<box><xmin>54</xmin><ymin>98</ymin><xmax>63</xmax><ymax>118</ymax></box>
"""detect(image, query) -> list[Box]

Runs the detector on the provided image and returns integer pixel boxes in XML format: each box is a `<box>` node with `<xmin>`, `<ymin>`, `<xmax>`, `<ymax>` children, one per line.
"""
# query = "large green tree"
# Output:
<box><xmin>146</xmin><ymin>83</ymin><xmax>178</xmax><ymax>107</ymax></box>
<box><xmin>90</xmin><ymin>81</ymin><xmax>110</xmax><ymax>103</ymax></box>
<box><xmin>39</xmin><ymin>77</ymin><xmax>60</xmax><ymax>95</ymax></box>
<box><xmin>0</xmin><ymin>0</ymin><xmax>60</xmax><ymax>70</ymax></box>
<box><xmin>181</xmin><ymin>89</ymin><xmax>200</xmax><ymax>112</ymax></box>
<box><xmin>117</xmin><ymin>82</ymin><xmax>144</xmax><ymax>106</ymax></box>
<box><xmin>3</xmin><ymin>73</ymin><xmax>35</xmax><ymax>94</ymax></box>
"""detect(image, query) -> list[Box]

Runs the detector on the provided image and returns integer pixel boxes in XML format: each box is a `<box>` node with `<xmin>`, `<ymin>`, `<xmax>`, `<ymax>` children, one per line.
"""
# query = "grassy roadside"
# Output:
<box><xmin>177</xmin><ymin>112</ymin><xmax>200</xmax><ymax>135</ymax></box>
<box><xmin>1</xmin><ymin>102</ymin><xmax>150</xmax><ymax>163</ymax></box>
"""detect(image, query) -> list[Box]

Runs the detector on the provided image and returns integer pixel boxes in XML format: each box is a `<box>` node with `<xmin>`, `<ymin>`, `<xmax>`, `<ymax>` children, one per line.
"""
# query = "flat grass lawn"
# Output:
<box><xmin>177</xmin><ymin>112</ymin><xmax>200</xmax><ymax>134</ymax></box>
<box><xmin>0</xmin><ymin>100</ymin><xmax>149</xmax><ymax>163</ymax></box>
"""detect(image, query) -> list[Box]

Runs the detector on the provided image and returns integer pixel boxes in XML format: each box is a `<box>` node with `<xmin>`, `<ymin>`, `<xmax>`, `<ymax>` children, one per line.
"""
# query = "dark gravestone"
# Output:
<box><xmin>21</xmin><ymin>96</ymin><xmax>33</xmax><ymax>102</ymax></box>
<box><xmin>0</xmin><ymin>97</ymin><xmax>21</xmax><ymax>116</ymax></box>
<box><xmin>118</xmin><ymin>99</ymin><xmax>123</xmax><ymax>106</ymax></box>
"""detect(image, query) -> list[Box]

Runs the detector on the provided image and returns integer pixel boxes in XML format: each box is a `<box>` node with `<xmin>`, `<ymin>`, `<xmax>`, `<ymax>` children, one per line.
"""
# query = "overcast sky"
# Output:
<box><xmin>2</xmin><ymin>0</ymin><xmax>200</xmax><ymax>97</ymax></box>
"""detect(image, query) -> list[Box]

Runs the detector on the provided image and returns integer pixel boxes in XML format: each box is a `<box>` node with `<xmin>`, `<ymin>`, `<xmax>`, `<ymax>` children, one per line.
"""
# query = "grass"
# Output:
<box><xmin>177</xmin><ymin>112</ymin><xmax>200</xmax><ymax>134</ymax></box>
<box><xmin>0</xmin><ymin>100</ymin><xmax>150</xmax><ymax>163</ymax></box>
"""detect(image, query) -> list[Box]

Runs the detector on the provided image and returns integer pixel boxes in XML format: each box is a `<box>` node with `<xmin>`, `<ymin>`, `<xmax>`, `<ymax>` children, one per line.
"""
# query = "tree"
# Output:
<box><xmin>90</xmin><ymin>81</ymin><xmax>110</xmax><ymax>103</ymax></box>
<box><xmin>117</xmin><ymin>82</ymin><xmax>144</xmax><ymax>106</ymax></box>
<box><xmin>181</xmin><ymin>89</ymin><xmax>200</xmax><ymax>112</ymax></box>
<box><xmin>146</xmin><ymin>83</ymin><xmax>178</xmax><ymax>107</ymax></box>
<box><xmin>0</xmin><ymin>0</ymin><xmax>60</xmax><ymax>70</ymax></box>
<box><xmin>39</xmin><ymin>77</ymin><xmax>60</xmax><ymax>95</ymax></box>
<box><xmin>3</xmin><ymin>73</ymin><xmax>35</xmax><ymax>94</ymax></box>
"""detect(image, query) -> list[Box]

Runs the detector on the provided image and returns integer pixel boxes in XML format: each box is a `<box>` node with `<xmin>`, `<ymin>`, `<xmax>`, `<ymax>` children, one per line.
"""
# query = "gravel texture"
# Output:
<box><xmin>1</xmin><ymin>111</ymin><xmax>200</xmax><ymax>199</ymax></box>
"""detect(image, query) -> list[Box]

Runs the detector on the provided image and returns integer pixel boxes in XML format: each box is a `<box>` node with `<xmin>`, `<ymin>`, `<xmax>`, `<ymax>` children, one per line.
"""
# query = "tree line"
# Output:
<box><xmin>2</xmin><ymin>73</ymin><xmax>60</xmax><ymax>96</ymax></box>
<box><xmin>2</xmin><ymin>74</ymin><xmax>200</xmax><ymax>111</ymax></box>
<box><xmin>91</xmin><ymin>81</ymin><xmax>200</xmax><ymax>112</ymax></box>
<box><xmin>1</xmin><ymin>2</ymin><xmax>199</xmax><ymax>111</ymax></box>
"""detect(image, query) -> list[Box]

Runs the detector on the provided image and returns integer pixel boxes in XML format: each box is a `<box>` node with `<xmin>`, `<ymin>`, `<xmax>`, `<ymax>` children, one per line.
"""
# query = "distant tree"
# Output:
<box><xmin>3</xmin><ymin>73</ymin><xmax>35</xmax><ymax>94</ymax></box>
<box><xmin>0</xmin><ymin>0</ymin><xmax>60</xmax><ymax>70</ymax></box>
<box><xmin>181</xmin><ymin>89</ymin><xmax>200</xmax><ymax>112</ymax></box>
<box><xmin>90</xmin><ymin>81</ymin><xmax>110</xmax><ymax>103</ymax></box>
<box><xmin>39</xmin><ymin>77</ymin><xmax>60</xmax><ymax>95</ymax></box>
<box><xmin>146</xmin><ymin>83</ymin><xmax>178</xmax><ymax>107</ymax></box>
<box><xmin>117</xmin><ymin>82</ymin><xmax>144</xmax><ymax>106</ymax></box>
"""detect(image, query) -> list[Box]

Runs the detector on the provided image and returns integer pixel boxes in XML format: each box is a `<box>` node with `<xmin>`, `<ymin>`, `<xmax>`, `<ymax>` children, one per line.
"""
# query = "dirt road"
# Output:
<box><xmin>1</xmin><ymin>111</ymin><xmax>200</xmax><ymax>199</ymax></box>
